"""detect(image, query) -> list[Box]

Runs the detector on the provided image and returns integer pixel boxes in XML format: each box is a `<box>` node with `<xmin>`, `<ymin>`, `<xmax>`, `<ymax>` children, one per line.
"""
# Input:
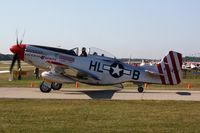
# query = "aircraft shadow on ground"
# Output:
<box><xmin>61</xmin><ymin>89</ymin><xmax>119</xmax><ymax>99</ymax></box>
<box><xmin>81</xmin><ymin>90</ymin><xmax>119</xmax><ymax>99</ymax></box>
<box><xmin>176</xmin><ymin>92</ymin><xmax>191</xmax><ymax>96</ymax></box>
<box><xmin>80</xmin><ymin>91</ymin><xmax>191</xmax><ymax>99</ymax></box>
<box><xmin>59</xmin><ymin>89</ymin><xmax>192</xmax><ymax>99</ymax></box>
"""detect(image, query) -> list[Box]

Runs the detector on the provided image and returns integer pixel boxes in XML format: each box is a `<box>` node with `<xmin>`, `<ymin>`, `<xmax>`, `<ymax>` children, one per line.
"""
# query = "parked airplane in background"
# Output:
<box><xmin>182</xmin><ymin>62</ymin><xmax>200</xmax><ymax>70</ymax></box>
<box><xmin>9</xmin><ymin>39</ymin><xmax>183</xmax><ymax>93</ymax></box>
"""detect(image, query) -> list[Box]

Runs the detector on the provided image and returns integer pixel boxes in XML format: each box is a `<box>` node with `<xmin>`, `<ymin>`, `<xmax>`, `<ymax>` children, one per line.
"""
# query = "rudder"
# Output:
<box><xmin>157</xmin><ymin>51</ymin><xmax>182</xmax><ymax>85</ymax></box>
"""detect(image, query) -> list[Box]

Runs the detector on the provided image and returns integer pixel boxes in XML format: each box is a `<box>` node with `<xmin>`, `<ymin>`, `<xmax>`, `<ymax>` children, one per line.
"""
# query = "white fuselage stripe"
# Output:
<box><xmin>166</xmin><ymin>54</ymin><xmax>177</xmax><ymax>84</ymax></box>
<box><xmin>161</xmin><ymin>61</ymin><xmax>169</xmax><ymax>84</ymax></box>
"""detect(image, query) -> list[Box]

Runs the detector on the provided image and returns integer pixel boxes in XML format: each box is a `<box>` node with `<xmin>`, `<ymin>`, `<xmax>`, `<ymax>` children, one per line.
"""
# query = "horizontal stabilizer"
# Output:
<box><xmin>145</xmin><ymin>70</ymin><xmax>164</xmax><ymax>76</ymax></box>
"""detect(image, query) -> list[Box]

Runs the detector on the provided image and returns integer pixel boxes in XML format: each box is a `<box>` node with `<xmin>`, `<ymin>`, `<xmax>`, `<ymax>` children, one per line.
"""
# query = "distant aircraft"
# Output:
<box><xmin>9</xmin><ymin>38</ymin><xmax>183</xmax><ymax>93</ymax></box>
<box><xmin>182</xmin><ymin>62</ymin><xmax>200</xmax><ymax>70</ymax></box>
<box><xmin>191</xmin><ymin>62</ymin><xmax>200</xmax><ymax>70</ymax></box>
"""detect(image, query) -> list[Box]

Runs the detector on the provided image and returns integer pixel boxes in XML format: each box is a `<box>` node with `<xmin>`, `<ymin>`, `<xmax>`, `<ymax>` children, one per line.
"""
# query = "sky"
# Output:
<box><xmin>0</xmin><ymin>0</ymin><xmax>200</xmax><ymax>59</ymax></box>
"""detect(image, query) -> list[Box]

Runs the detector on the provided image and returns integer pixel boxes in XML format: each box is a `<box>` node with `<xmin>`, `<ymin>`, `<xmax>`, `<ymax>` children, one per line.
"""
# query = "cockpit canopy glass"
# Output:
<box><xmin>69</xmin><ymin>47</ymin><xmax>116</xmax><ymax>59</ymax></box>
<box><xmin>88</xmin><ymin>47</ymin><xmax>116</xmax><ymax>59</ymax></box>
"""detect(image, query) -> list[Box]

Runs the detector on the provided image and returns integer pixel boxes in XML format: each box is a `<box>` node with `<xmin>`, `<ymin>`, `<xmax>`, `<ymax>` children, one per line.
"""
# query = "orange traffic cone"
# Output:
<box><xmin>144</xmin><ymin>83</ymin><xmax>148</xmax><ymax>89</ymax></box>
<box><xmin>31</xmin><ymin>82</ymin><xmax>36</xmax><ymax>87</ymax></box>
<box><xmin>76</xmin><ymin>82</ymin><xmax>79</xmax><ymax>88</ymax></box>
<box><xmin>187</xmin><ymin>83</ymin><xmax>191</xmax><ymax>90</ymax></box>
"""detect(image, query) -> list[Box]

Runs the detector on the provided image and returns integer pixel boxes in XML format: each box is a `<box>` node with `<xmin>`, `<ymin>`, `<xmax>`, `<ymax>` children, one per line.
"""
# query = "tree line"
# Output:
<box><xmin>0</xmin><ymin>54</ymin><xmax>13</xmax><ymax>60</ymax></box>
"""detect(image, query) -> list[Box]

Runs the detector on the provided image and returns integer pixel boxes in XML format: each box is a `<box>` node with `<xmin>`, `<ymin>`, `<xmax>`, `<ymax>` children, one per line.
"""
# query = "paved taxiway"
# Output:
<box><xmin>0</xmin><ymin>87</ymin><xmax>200</xmax><ymax>101</ymax></box>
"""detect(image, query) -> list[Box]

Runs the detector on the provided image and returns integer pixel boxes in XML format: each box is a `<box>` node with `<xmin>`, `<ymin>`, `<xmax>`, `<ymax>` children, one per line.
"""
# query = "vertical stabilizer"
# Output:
<box><xmin>157</xmin><ymin>51</ymin><xmax>182</xmax><ymax>85</ymax></box>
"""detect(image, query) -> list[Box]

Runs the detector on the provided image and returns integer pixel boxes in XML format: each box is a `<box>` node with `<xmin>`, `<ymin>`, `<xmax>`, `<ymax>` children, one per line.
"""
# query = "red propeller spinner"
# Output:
<box><xmin>10</xmin><ymin>44</ymin><xmax>26</xmax><ymax>60</ymax></box>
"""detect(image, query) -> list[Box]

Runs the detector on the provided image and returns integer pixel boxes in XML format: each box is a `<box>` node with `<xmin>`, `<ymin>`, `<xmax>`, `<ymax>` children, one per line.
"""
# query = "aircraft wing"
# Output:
<box><xmin>66</xmin><ymin>66</ymin><xmax>100</xmax><ymax>81</ymax></box>
<box><xmin>46</xmin><ymin>61</ymin><xmax>100</xmax><ymax>81</ymax></box>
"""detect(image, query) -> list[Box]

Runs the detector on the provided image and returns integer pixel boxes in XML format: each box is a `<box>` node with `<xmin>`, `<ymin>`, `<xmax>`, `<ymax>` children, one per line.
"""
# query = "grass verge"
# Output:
<box><xmin>0</xmin><ymin>99</ymin><xmax>200</xmax><ymax>133</ymax></box>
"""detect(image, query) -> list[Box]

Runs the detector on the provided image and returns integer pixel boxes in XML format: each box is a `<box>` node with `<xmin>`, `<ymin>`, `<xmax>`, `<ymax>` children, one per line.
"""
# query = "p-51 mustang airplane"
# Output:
<box><xmin>9</xmin><ymin>40</ymin><xmax>182</xmax><ymax>93</ymax></box>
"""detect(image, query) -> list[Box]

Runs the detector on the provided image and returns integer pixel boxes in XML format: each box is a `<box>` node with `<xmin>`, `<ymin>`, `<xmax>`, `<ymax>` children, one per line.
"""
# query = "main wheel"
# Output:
<box><xmin>40</xmin><ymin>81</ymin><xmax>52</xmax><ymax>93</ymax></box>
<box><xmin>138</xmin><ymin>87</ymin><xmax>144</xmax><ymax>93</ymax></box>
<box><xmin>51</xmin><ymin>82</ymin><xmax>62</xmax><ymax>90</ymax></box>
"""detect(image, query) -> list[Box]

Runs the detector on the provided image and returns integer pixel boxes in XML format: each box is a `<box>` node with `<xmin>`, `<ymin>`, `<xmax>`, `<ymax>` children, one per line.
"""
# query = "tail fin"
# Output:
<box><xmin>157</xmin><ymin>51</ymin><xmax>182</xmax><ymax>85</ymax></box>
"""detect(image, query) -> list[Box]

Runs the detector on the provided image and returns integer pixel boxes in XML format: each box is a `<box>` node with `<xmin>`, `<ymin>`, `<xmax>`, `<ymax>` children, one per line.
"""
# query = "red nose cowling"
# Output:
<box><xmin>10</xmin><ymin>44</ymin><xmax>26</xmax><ymax>60</ymax></box>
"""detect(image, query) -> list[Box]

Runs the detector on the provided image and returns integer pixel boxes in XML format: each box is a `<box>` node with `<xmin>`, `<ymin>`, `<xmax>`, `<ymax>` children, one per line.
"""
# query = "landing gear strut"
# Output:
<box><xmin>51</xmin><ymin>82</ymin><xmax>62</xmax><ymax>90</ymax></box>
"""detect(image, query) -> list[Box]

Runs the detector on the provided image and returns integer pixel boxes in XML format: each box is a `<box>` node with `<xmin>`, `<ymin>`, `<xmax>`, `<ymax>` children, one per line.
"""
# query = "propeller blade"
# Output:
<box><xmin>9</xmin><ymin>54</ymin><xmax>18</xmax><ymax>73</ymax></box>
<box><xmin>16</xmin><ymin>38</ymin><xmax>19</xmax><ymax>45</ymax></box>
<box><xmin>19</xmin><ymin>40</ymin><xmax>22</xmax><ymax>45</ymax></box>
<box><xmin>17</xmin><ymin>56</ymin><xmax>21</xmax><ymax>69</ymax></box>
<box><xmin>16</xmin><ymin>30</ymin><xmax>19</xmax><ymax>45</ymax></box>
<box><xmin>19</xmin><ymin>30</ymin><xmax>26</xmax><ymax>45</ymax></box>
<box><xmin>17</xmin><ymin>56</ymin><xmax>22</xmax><ymax>80</ymax></box>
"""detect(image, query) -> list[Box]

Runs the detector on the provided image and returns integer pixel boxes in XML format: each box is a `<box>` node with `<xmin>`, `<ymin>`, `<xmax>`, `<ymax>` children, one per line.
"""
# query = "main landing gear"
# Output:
<box><xmin>40</xmin><ymin>81</ymin><xmax>63</xmax><ymax>93</ymax></box>
<box><xmin>51</xmin><ymin>82</ymin><xmax>62</xmax><ymax>90</ymax></box>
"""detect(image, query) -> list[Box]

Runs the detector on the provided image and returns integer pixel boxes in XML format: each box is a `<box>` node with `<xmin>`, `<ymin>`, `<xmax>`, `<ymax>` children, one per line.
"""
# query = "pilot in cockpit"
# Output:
<box><xmin>80</xmin><ymin>47</ymin><xmax>87</xmax><ymax>57</ymax></box>
<box><xmin>93</xmin><ymin>52</ymin><xmax>97</xmax><ymax>55</ymax></box>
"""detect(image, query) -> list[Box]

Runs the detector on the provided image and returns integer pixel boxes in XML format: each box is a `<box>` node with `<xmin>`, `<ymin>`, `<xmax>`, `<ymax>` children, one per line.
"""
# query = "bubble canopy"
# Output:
<box><xmin>69</xmin><ymin>47</ymin><xmax>116</xmax><ymax>59</ymax></box>
<box><xmin>88</xmin><ymin>47</ymin><xmax>116</xmax><ymax>59</ymax></box>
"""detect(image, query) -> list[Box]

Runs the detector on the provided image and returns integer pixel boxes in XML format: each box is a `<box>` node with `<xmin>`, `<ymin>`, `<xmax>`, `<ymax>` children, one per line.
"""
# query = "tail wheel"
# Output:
<box><xmin>40</xmin><ymin>81</ymin><xmax>52</xmax><ymax>93</ymax></box>
<box><xmin>51</xmin><ymin>82</ymin><xmax>62</xmax><ymax>90</ymax></box>
<box><xmin>138</xmin><ymin>87</ymin><xmax>144</xmax><ymax>93</ymax></box>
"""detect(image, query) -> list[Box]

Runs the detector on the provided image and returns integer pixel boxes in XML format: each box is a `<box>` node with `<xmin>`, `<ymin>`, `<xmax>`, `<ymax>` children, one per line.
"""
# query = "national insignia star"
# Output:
<box><xmin>111</xmin><ymin>64</ymin><xmax>123</xmax><ymax>76</ymax></box>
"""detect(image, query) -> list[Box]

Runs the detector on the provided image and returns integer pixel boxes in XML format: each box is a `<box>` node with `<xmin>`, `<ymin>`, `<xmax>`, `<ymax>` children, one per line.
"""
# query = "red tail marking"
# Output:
<box><xmin>164</xmin><ymin>57</ymin><xmax>173</xmax><ymax>85</ymax></box>
<box><xmin>157</xmin><ymin>63</ymin><xmax>166</xmax><ymax>84</ymax></box>
<box><xmin>177</xmin><ymin>53</ymin><xmax>182</xmax><ymax>68</ymax></box>
<box><xmin>169</xmin><ymin>51</ymin><xmax>181</xmax><ymax>84</ymax></box>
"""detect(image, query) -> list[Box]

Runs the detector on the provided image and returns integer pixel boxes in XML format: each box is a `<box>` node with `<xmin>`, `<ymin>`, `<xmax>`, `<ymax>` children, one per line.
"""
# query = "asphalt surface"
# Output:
<box><xmin>0</xmin><ymin>87</ymin><xmax>200</xmax><ymax>101</ymax></box>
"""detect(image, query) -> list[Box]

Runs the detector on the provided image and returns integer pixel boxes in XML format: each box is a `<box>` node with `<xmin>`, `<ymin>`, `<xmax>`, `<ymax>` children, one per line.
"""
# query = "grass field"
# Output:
<box><xmin>0</xmin><ymin>99</ymin><xmax>200</xmax><ymax>133</ymax></box>
<box><xmin>1</xmin><ymin>63</ymin><xmax>200</xmax><ymax>133</ymax></box>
